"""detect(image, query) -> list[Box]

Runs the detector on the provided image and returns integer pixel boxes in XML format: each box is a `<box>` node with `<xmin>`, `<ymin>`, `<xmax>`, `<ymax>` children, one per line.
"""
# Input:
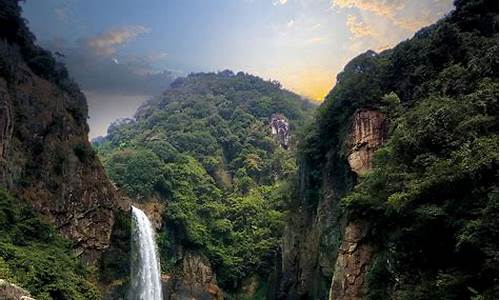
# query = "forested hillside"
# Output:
<box><xmin>94</xmin><ymin>71</ymin><xmax>315</xmax><ymax>295</ymax></box>
<box><xmin>280</xmin><ymin>0</ymin><xmax>499</xmax><ymax>299</ymax></box>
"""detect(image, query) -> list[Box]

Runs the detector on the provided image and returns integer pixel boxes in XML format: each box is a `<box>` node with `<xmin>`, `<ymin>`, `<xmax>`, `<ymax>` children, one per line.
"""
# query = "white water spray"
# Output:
<box><xmin>129</xmin><ymin>206</ymin><xmax>163</xmax><ymax>300</ymax></box>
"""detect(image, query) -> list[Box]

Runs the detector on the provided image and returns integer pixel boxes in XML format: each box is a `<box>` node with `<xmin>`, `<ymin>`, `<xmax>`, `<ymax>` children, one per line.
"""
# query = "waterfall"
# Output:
<box><xmin>129</xmin><ymin>206</ymin><xmax>163</xmax><ymax>300</ymax></box>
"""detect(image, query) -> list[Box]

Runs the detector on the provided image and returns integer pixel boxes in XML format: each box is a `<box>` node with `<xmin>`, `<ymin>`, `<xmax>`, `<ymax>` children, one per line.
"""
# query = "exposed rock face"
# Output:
<box><xmin>347</xmin><ymin>109</ymin><xmax>386</xmax><ymax>175</ymax></box>
<box><xmin>279</xmin><ymin>164</ymin><xmax>340</xmax><ymax>300</ymax></box>
<box><xmin>270</xmin><ymin>113</ymin><xmax>290</xmax><ymax>149</ymax></box>
<box><xmin>0</xmin><ymin>79</ymin><xmax>13</xmax><ymax>160</ymax></box>
<box><xmin>0</xmin><ymin>57</ymin><xmax>118</xmax><ymax>262</ymax></box>
<box><xmin>0</xmin><ymin>279</ymin><xmax>35</xmax><ymax>300</ymax></box>
<box><xmin>279</xmin><ymin>108</ymin><xmax>386</xmax><ymax>300</ymax></box>
<box><xmin>162</xmin><ymin>250</ymin><xmax>223</xmax><ymax>300</ymax></box>
<box><xmin>329</xmin><ymin>222</ymin><xmax>374</xmax><ymax>300</ymax></box>
<box><xmin>327</xmin><ymin>109</ymin><xmax>386</xmax><ymax>299</ymax></box>
<box><xmin>133</xmin><ymin>198</ymin><xmax>164</xmax><ymax>230</ymax></box>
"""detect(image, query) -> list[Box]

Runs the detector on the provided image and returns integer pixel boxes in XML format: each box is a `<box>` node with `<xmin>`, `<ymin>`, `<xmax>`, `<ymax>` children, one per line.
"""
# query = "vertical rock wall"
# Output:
<box><xmin>0</xmin><ymin>58</ymin><xmax>119</xmax><ymax>262</ymax></box>
<box><xmin>279</xmin><ymin>109</ymin><xmax>386</xmax><ymax>300</ymax></box>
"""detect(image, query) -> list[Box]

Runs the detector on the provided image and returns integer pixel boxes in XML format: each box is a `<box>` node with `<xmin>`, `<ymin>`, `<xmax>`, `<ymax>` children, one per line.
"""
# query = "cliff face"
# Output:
<box><xmin>329</xmin><ymin>222</ymin><xmax>374</xmax><ymax>300</ymax></box>
<box><xmin>279</xmin><ymin>173</ymin><xmax>338</xmax><ymax>299</ymax></box>
<box><xmin>162</xmin><ymin>250</ymin><xmax>223</xmax><ymax>300</ymax></box>
<box><xmin>346</xmin><ymin>109</ymin><xmax>386</xmax><ymax>175</ymax></box>
<box><xmin>0</xmin><ymin>1</ymin><xmax>119</xmax><ymax>262</ymax></box>
<box><xmin>0</xmin><ymin>61</ymin><xmax>117</xmax><ymax>262</ymax></box>
<box><xmin>280</xmin><ymin>0</ymin><xmax>498</xmax><ymax>299</ymax></box>
<box><xmin>279</xmin><ymin>109</ymin><xmax>385</xmax><ymax>300</ymax></box>
<box><xmin>328</xmin><ymin>109</ymin><xmax>385</xmax><ymax>300</ymax></box>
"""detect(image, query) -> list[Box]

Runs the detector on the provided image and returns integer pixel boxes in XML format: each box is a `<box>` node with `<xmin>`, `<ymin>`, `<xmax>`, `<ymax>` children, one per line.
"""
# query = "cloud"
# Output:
<box><xmin>346</xmin><ymin>15</ymin><xmax>378</xmax><ymax>39</ymax></box>
<box><xmin>42</xmin><ymin>34</ymin><xmax>177</xmax><ymax>95</ymax></box>
<box><xmin>332</xmin><ymin>0</ymin><xmax>404</xmax><ymax>17</ymax></box>
<box><xmin>307</xmin><ymin>36</ymin><xmax>328</xmax><ymax>44</ymax></box>
<box><xmin>333</xmin><ymin>0</ymin><xmax>453</xmax><ymax>32</ymax></box>
<box><xmin>87</xmin><ymin>26</ymin><xmax>150</xmax><ymax>56</ymax></box>
<box><xmin>42</xmin><ymin>29</ymin><xmax>177</xmax><ymax>138</ymax></box>
<box><xmin>85</xmin><ymin>91</ymin><xmax>151</xmax><ymax>138</ymax></box>
<box><xmin>273</xmin><ymin>0</ymin><xmax>288</xmax><ymax>5</ymax></box>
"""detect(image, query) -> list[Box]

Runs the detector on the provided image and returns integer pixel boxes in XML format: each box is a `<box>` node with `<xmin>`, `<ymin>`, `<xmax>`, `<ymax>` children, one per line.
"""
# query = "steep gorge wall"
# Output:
<box><xmin>279</xmin><ymin>109</ymin><xmax>386</xmax><ymax>300</ymax></box>
<box><xmin>0</xmin><ymin>0</ymin><xmax>120</xmax><ymax>262</ymax></box>
<box><xmin>328</xmin><ymin>109</ymin><xmax>386</xmax><ymax>300</ymax></box>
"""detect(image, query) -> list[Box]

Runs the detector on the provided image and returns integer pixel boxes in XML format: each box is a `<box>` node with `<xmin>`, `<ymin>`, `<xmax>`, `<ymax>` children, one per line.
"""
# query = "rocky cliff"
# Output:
<box><xmin>346</xmin><ymin>109</ymin><xmax>386</xmax><ymax>175</ymax></box>
<box><xmin>0</xmin><ymin>0</ymin><xmax>119</xmax><ymax>262</ymax></box>
<box><xmin>326</xmin><ymin>110</ymin><xmax>386</xmax><ymax>299</ymax></box>
<box><xmin>162</xmin><ymin>250</ymin><xmax>223</xmax><ymax>300</ymax></box>
<box><xmin>279</xmin><ymin>109</ymin><xmax>386</xmax><ymax>300</ymax></box>
<box><xmin>279</xmin><ymin>0</ymin><xmax>498</xmax><ymax>298</ymax></box>
<box><xmin>0</xmin><ymin>279</ymin><xmax>35</xmax><ymax>300</ymax></box>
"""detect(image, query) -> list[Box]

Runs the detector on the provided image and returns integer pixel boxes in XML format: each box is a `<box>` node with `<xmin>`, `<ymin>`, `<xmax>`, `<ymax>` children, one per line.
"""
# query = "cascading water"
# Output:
<box><xmin>129</xmin><ymin>206</ymin><xmax>163</xmax><ymax>300</ymax></box>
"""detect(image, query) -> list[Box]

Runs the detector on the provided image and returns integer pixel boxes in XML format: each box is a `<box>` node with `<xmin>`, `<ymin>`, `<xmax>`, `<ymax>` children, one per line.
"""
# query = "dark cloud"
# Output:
<box><xmin>42</xmin><ymin>33</ymin><xmax>178</xmax><ymax>95</ymax></box>
<box><xmin>40</xmin><ymin>29</ymin><xmax>180</xmax><ymax>138</ymax></box>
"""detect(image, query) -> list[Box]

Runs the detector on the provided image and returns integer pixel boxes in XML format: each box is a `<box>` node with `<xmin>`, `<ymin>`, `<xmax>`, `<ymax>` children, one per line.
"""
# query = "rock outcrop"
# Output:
<box><xmin>162</xmin><ymin>250</ymin><xmax>223</xmax><ymax>300</ymax></box>
<box><xmin>329</xmin><ymin>222</ymin><xmax>374</xmax><ymax>300</ymax></box>
<box><xmin>0</xmin><ymin>279</ymin><xmax>35</xmax><ymax>300</ymax></box>
<box><xmin>270</xmin><ymin>113</ymin><xmax>290</xmax><ymax>149</ymax></box>
<box><xmin>347</xmin><ymin>109</ymin><xmax>386</xmax><ymax>175</ymax></box>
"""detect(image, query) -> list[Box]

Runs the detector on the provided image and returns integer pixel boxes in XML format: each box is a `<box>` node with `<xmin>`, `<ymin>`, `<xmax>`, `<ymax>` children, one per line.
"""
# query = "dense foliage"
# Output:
<box><xmin>94</xmin><ymin>71</ymin><xmax>314</xmax><ymax>289</ymax></box>
<box><xmin>294</xmin><ymin>0</ymin><xmax>498</xmax><ymax>298</ymax></box>
<box><xmin>0</xmin><ymin>189</ymin><xmax>100</xmax><ymax>300</ymax></box>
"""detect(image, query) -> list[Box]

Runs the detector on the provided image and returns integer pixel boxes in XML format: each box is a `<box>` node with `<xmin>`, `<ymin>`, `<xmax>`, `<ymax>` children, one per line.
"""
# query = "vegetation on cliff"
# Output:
<box><xmin>94</xmin><ymin>71</ymin><xmax>314</xmax><ymax>289</ymax></box>
<box><xmin>0</xmin><ymin>189</ymin><xmax>99</xmax><ymax>300</ymax></box>
<box><xmin>292</xmin><ymin>0</ymin><xmax>498</xmax><ymax>298</ymax></box>
<box><xmin>0</xmin><ymin>2</ymin><xmax>117</xmax><ymax>299</ymax></box>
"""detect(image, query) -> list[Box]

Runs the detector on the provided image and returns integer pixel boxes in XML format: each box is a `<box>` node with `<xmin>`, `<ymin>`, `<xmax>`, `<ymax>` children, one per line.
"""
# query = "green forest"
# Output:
<box><xmin>93</xmin><ymin>71</ymin><xmax>315</xmax><ymax>291</ymax></box>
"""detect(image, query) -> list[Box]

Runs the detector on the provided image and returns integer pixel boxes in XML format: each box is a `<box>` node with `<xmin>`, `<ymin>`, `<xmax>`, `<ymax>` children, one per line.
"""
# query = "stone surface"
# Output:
<box><xmin>0</xmin><ymin>279</ymin><xmax>34</xmax><ymax>300</ymax></box>
<box><xmin>0</xmin><ymin>60</ymin><xmax>119</xmax><ymax>262</ymax></box>
<box><xmin>278</xmin><ymin>163</ymin><xmax>340</xmax><ymax>300</ymax></box>
<box><xmin>329</xmin><ymin>222</ymin><xmax>374</xmax><ymax>300</ymax></box>
<box><xmin>162</xmin><ymin>250</ymin><xmax>223</xmax><ymax>300</ymax></box>
<box><xmin>270</xmin><ymin>113</ymin><xmax>290</xmax><ymax>149</ymax></box>
<box><xmin>347</xmin><ymin>109</ymin><xmax>386</xmax><ymax>175</ymax></box>
<box><xmin>279</xmin><ymin>108</ymin><xmax>386</xmax><ymax>300</ymax></box>
<box><xmin>327</xmin><ymin>109</ymin><xmax>386</xmax><ymax>299</ymax></box>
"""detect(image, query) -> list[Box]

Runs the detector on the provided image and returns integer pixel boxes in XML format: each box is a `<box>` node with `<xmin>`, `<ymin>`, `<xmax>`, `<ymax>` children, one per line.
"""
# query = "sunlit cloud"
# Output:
<box><xmin>346</xmin><ymin>15</ymin><xmax>378</xmax><ymax>39</ymax></box>
<box><xmin>333</xmin><ymin>0</ymin><xmax>453</xmax><ymax>32</ymax></box>
<box><xmin>335</xmin><ymin>0</ymin><xmax>453</xmax><ymax>59</ymax></box>
<box><xmin>87</xmin><ymin>26</ymin><xmax>150</xmax><ymax>56</ymax></box>
<box><xmin>332</xmin><ymin>0</ymin><xmax>404</xmax><ymax>17</ymax></box>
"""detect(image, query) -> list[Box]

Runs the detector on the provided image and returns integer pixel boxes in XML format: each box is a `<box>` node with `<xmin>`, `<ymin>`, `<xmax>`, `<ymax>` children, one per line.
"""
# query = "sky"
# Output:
<box><xmin>21</xmin><ymin>0</ymin><xmax>454</xmax><ymax>138</ymax></box>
